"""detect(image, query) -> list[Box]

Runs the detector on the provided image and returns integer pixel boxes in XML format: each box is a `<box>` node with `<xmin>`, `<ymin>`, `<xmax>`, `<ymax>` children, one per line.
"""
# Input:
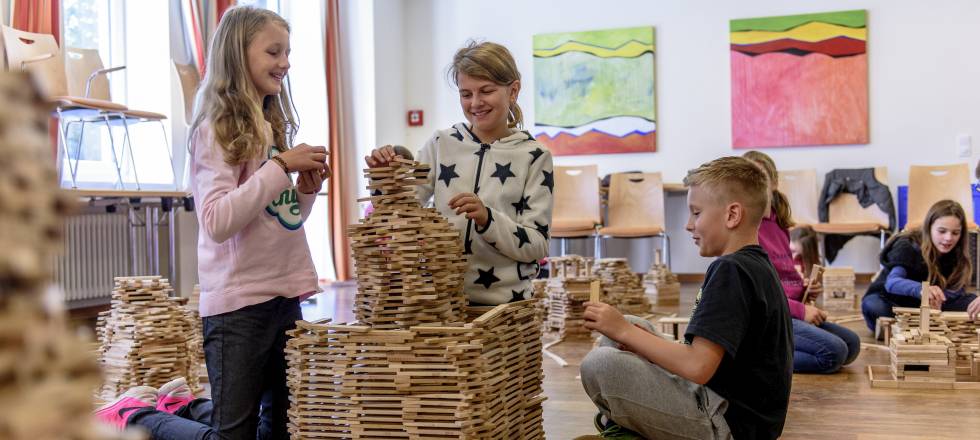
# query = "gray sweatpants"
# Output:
<box><xmin>580</xmin><ymin>316</ymin><xmax>732</xmax><ymax>439</ymax></box>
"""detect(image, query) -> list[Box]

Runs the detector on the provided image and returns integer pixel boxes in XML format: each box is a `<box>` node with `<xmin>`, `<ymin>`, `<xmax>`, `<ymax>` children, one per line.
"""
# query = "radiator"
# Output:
<box><xmin>53</xmin><ymin>210</ymin><xmax>154</xmax><ymax>305</ymax></box>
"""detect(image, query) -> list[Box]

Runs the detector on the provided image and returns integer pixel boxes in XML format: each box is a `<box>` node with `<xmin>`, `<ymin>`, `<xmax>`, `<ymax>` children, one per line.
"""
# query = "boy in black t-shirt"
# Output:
<box><xmin>577</xmin><ymin>157</ymin><xmax>793</xmax><ymax>440</ymax></box>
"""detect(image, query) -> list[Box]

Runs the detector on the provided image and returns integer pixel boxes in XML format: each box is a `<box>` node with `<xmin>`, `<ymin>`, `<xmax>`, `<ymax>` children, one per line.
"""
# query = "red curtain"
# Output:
<box><xmin>12</xmin><ymin>0</ymin><xmax>60</xmax><ymax>43</ymax></box>
<box><xmin>325</xmin><ymin>0</ymin><xmax>351</xmax><ymax>281</ymax></box>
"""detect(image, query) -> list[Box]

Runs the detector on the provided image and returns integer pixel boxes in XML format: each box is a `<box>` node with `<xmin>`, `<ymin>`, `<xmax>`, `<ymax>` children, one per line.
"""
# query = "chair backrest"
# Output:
<box><xmin>778</xmin><ymin>169</ymin><xmax>819</xmax><ymax>226</ymax></box>
<box><xmin>1</xmin><ymin>25</ymin><xmax>67</xmax><ymax>98</ymax></box>
<box><xmin>65</xmin><ymin>47</ymin><xmax>111</xmax><ymax>100</ymax></box>
<box><xmin>553</xmin><ymin>165</ymin><xmax>600</xmax><ymax>225</ymax></box>
<box><xmin>908</xmin><ymin>163</ymin><xmax>975</xmax><ymax>229</ymax></box>
<box><xmin>827</xmin><ymin>167</ymin><xmax>890</xmax><ymax>227</ymax></box>
<box><xmin>606</xmin><ymin>172</ymin><xmax>665</xmax><ymax>229</ymax></box>
<box><xmin>173</xmin><ymin>62</ymin><xmax>201</xmax><ymax>125</ymax></box>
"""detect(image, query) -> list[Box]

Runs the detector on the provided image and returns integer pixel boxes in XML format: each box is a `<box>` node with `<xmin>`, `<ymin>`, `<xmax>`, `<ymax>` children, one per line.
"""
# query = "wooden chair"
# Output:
<box><xmin>1</xmin><ymin>25</ymin><xmax>130</xmax><ymax>188</ymax></box>
<box><xmin>597</xmin><ymin>172</ymin><xmax>670</xmax><ymax>268</ymax></box>
<box><xmin>907</xmin><ymin>163</ymin><xmax>980</xmax><ymax>289</ymax></box>
<box><xmin>173</xmin><ymin>62</ymin><xmax>201</xmax><ymax>126</ymax></box>
<box><xmin>552</xmin><ymin>165</ymin><xmax>601</xmax><ymax>256</ymax></box>
<box><xmin>907</xmin><ymin>163</ymin><xmax>976</xmax><ymax>229</ymax></box>
<box><xmin>778</xmin><ymin>169</ymin><xmax>820</xmax><ymax>227</ymax></box>
<box><xmin>173</xmin><ymin>62</ymin><xmax>201</xmax><ymax>190</ymax></box>
<box><xmin>811</xmin><ymin>167</ymin><xmax>892</xmax><ymax>259</ymax></box>
<box><xmin>65</xmin><ymin>47</ymin><xmax>174</xmax><ymax>187</ymax></box>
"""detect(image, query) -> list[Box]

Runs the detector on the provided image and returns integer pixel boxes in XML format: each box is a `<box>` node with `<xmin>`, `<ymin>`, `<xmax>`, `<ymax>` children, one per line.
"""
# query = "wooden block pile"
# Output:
<box><xmin>285</xmin><ymin>301</ymin><xmax>545</xmax><ymax>439</ymax></box>
<box><xmin>871</xmin><ymin>283</ymin><xmax>963</xmax><ymax>389</ymax></box>
<box><xmin>543</xmin><ymin>255</ymin><xmax>596</xmax><ymax>339</ymax></box>
<box><xmin>820</xmin><ymin>267</ymin><xmax>857</xmax><ymax>311</ymax></box>
<box><xmin>894</xmin><ymin>307</ymin><xmax>980</xmax><ymax>377</ymax></box>
<box><xmin>531</xmin><ymin>279</ymin><xmax>548</xmax><ymax>332</ymax></box>
<box><xmin>348</xmin><ymin>158</ymin><xmax>467</xmax><ymax>329</ymax></box>
<box><xmin>593</xmin><ymin>258</ymin><xmax>651</xmax><ymax>315</ymax></box>
<box><xmin>183</xmin><ymin>284</ymin><xmax>207</xmax><ymax>382</ymax></box>
<box><xmin>643</xmin><ymin>250</ymin><xmax>680</xmax><ymax>306</ymax></box>
<box><xmin>0</xmin><ymin>72</ymin><xmax>138</xmax><ymax>440</ymax></box>
<box><xmin>97</xmin><ymin>276</ymin><xmax>202</xmax><ymax>400</ymax></box>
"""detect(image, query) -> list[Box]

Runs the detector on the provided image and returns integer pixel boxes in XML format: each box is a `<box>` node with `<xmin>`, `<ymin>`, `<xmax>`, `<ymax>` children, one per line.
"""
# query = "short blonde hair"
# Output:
<box><xmin>447</xmin><ymin>40</ymin><xmax>524</xmax><ymax>128</ymax></box>
<box><xmin>683</xmin><ymin>156</ymin><xmax>770</xmax><ymax>225</ymax></box>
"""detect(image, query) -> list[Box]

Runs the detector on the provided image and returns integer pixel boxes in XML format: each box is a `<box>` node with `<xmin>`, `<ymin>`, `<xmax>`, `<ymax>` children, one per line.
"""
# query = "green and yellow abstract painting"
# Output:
<box><xmin>533</xmin><ymin>26</ymin><xmax>656</xmax><ymax>156</ymax></box>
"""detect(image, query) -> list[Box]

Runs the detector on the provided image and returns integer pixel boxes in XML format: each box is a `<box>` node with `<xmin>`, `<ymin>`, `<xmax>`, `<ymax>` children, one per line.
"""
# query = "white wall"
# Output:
<box><xmin>370</xmin><ymin>0</ymin><xmax>980</xmax><ymax>273</ymax></box>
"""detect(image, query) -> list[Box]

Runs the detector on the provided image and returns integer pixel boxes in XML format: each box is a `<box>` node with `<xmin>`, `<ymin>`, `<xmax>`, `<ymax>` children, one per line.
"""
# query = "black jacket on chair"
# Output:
<box><xmin>819</xmin><ymin>168</ymin><xmax>896</xmax><ymax>262</ymax></box>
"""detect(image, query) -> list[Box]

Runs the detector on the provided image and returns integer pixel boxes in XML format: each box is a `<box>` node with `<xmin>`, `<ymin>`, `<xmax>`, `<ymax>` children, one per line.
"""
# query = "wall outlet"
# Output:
<box><xmin>957</xmin><ymin>134</ymin><xmax>972</xmax><ymax>158</ymax></box>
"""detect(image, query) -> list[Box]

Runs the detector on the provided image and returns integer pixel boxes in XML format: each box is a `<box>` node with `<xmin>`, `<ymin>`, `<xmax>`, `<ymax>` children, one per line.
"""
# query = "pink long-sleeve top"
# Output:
<box><xmin>758</xmin><ymin>211</ymin><xmax>806</xmax><ymax>320</ymax></box>
<box><xmin>189</xmin><ymin>122</ymin><xmax>318</xmax><ymax>317</ymax></box>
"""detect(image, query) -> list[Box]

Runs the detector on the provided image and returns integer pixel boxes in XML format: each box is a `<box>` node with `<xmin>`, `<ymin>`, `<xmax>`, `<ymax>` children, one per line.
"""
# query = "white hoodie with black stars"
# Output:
<box><xmin>416</xmin><ymin>123</ymin><xmax>554</xmax><ymax>305</ymax></box>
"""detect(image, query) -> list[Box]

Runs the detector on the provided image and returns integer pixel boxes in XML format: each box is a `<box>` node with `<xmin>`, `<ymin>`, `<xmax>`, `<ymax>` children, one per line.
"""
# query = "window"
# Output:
<box><xmin>61</xmin><ymin>0</ymin><xmax>176</xmax><ymax>190</ymax></box>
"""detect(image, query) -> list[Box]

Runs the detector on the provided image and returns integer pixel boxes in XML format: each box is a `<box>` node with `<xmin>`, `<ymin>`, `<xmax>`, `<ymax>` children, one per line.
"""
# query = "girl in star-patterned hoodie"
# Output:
<box><xmin>367</xmin><ymin>40</ymin><xmax>553</xmax><ymax>306</ymax></box>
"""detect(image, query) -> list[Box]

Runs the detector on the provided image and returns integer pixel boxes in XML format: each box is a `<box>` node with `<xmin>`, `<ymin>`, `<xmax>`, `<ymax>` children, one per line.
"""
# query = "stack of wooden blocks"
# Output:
<box><xmin>285</xmin><ymin>158</ymin><xmax>544</xmax><ymax>439</ymax></box>
<box><xmin>97</xmin><ymin>276</ymin><xmax>203</xmax><ymax>400</ymax></box>
<box><xmin>184</xmin><ymin>284</ymin><xmax>207</xmax><ymax>382</ymax></box>
<box><xmin>531</xmin><ymin>279</ymin><xmax>548</xmax><ymax>333</ymax></box>
<box><xmin>893</xmin><ymin>307</ymin><xmax>980</xmax><ymax>378</ymax></box>
<box><xmin>870</xmin><ymin>282</ymin><xmax>968</xmax><ymax>389</ymax></box>
<box><xmin>0</xmin><ymin>72</ymin><xmax>139</xmax><ymax>440</ymax></box>
<box><xmin>544</xmin><ymin>256</ymin><xmax>596</xmax><ymax>339</ymax></box>
<box><xmin>348</xmin><ymin>158</ymin><xmax>468</xmax><ymax>329</ymax></box>
<box><xmin>643</xmin><ymin>250</ymin><xmax>680</xmax><ymax>306</ymax></box>
<box><xmin>820</xmin><ymin>267</ymin><xmax>857</xmax><ymax>311</ymax></box>
<box><xmin>593</xmin><ymin>258</ymin><xmax>651</xmax><ymax>315</ymax></box>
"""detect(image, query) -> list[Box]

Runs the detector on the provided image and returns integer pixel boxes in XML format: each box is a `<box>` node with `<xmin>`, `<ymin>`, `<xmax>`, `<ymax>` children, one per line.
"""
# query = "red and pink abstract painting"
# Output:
<box><xmin>730</xmin><ymin>10</ymin><xmax>868</xmax><ymax>148</ymax></box>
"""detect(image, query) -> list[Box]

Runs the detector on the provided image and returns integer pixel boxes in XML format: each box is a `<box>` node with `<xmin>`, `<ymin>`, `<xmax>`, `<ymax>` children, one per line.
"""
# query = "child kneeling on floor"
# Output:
<box><xmin>576</xmin><ymin>157</ymin><xmax>793</xmax><ymax>440</ymax></box>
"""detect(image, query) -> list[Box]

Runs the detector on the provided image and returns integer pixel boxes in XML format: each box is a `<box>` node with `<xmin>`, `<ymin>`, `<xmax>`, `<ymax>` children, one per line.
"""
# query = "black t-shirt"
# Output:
<box><xmin>684</xmin><ymin>245</ymin><xmax>793</xmax><ymax>440</ymax></box>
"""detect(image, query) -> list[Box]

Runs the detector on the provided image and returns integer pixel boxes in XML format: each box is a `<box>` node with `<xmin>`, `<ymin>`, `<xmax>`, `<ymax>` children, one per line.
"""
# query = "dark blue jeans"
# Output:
<box><xmin>128</xmin><ymin>296</ymin><xmax>302</xmax><ymax>440</ymax></box>
<box><xmin>792</xmin><ymin>319</ymin><xmax>861</xmax><ymax>374</ymax></box>
<box><xmin>861</xmin><ymin>292</ymin><xmax>978</xmax><ymax>332</ymax></box>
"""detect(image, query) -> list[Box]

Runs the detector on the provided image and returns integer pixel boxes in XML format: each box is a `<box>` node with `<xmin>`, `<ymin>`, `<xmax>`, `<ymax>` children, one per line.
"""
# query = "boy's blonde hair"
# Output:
<box><xmin>447</xmin><ymin>40</ymin><xmax>524</xmax><ymax>129</ymax></box>
<box><xmin>683</xmin><ymin>156</ymin><xmax>770</xmax><ymax>226</ymax></box>
<box><xmin>190</xmin><ymin>5</ymin><xmax>297</xmax><ymax>165</ymax></box>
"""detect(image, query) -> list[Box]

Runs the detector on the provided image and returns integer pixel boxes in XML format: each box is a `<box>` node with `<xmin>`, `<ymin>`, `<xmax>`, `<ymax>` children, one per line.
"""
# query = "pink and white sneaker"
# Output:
<box><xmin>156</xmin><ymin>377</ymin><xmax>195</xmax><ymax>414</ymax></box>
<box><xmin>95</xmin><ymin>386</ymin><xmax>157</xmax><ymax>430</ymax></box>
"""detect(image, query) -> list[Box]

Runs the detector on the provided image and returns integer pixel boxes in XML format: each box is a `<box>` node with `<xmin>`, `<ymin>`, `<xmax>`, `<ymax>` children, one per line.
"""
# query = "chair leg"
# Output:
<box><xmin>70</xmin><ymin>120</ymin><xmax>87</xmax><ymax>182</ymax></box>
<box><xmin>57</xmin><ymin>110</ymin><xmax>78</xmax><ymax>188</ymax></box>
<box><xmin>661</xmin><ymin>232</ymin><xmax>671</xmax><ymax>271</ymax></box>
<box><xmin>879</xmin><ymin>230</ymin><xmax>886</xmax><ymax>249</ymax></box>
<box><xmin>158</xmin><ymin>120</ymin><xmax>177</xmax><ymax>187</ymax></box>
<box><xmin>101</xmin><ymin>114</ymin><xmax>127</xmax><ymax>190</ymax></box>
<box><xmin>560</xmin><ymin>238</ymin><xmax>566</xmax><ymax>256</ymax></box>
<box><xmin>594</xmin><ymin>234</ymin><xmax>602</xmax><ymax>259</ymax></box>
<box><xmin>118</xmin><ymin>115</ymin><xmax>141</xmax><ymax>190</ymax></box>
<box><xmin>817</xmin><ymin>233</ymin><xmax>829</xmax><ymax>266</ymax></box>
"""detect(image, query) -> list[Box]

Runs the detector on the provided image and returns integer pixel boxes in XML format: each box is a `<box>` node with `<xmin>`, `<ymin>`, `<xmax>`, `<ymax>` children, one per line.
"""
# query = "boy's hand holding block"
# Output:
<box><xmin>590</xmin><ymin>279</ymin><xmax>601</xmax><ymax>303</ymax></box>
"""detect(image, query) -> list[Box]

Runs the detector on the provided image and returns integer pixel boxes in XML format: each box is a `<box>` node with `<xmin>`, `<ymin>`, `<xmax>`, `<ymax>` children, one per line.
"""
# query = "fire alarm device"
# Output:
<box><xmin>407</xmin><ymin>110</ymin><xmax>423</xmax><ymax>127</ymax></box>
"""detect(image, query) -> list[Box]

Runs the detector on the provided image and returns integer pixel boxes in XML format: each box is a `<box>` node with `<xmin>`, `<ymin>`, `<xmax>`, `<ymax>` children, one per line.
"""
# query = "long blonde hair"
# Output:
<box><xmin>743</xmin><ymin>150</ymin><xmax>795</xmax><ymax>230</ymax></box>
<box><xmin>189</xmin><ymin>6</ymin><xmax>297</xmax><ymax>165</ymax></box>
<box><xmin>447</xmin><ymin>40</ymin><xmax>524</xmax><ymax>129</ymax></box>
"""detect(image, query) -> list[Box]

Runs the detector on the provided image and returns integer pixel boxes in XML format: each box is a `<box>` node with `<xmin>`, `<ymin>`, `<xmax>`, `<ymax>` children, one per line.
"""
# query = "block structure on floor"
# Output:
<box><xmin>96</xmin><ymin>276</ymin><xmax>204</xmax><ymax>400</ymax></box>
<box><xmin>285</xmin><ymin>159</ymin><xmax>545</xmax><ymax>439</ymax></box>
<box><xmin>593</xmin><ymin>258</ymin><xmax>651</xmax><ymax>315</ymax></box>
<box><xmin>543</xmin><ymin>256</ymin><xmax>596</xmax><ymax>339</ymax></box>
<box><xmin>870</xmin><ymin>282</ymin><xmax>980</xmax><ymax>389</ymax></box>
<box><xmin>0</xmin><ymin>72</ymin><xmax>138</xmax><ymax>440</ymax></box>
<box><xmin>643</xmin><ymin>250</ymin><xmax>680</xmax><ymax>306</ymax></box>
<box><xmin>820</xmin><ymin>267</ymin><xmax>857</xmax><ymax>312</ymax></box>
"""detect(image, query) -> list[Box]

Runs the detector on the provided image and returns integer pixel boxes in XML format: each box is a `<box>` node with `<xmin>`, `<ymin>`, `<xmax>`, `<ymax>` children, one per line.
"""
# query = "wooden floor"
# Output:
<box><xmin>304</xmin><ymin>282</ymin><xmax>980</xmax><ymax>439</ymax></box>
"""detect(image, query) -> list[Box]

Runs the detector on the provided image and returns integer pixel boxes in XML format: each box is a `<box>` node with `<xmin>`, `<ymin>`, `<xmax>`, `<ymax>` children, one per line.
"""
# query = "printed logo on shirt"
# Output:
<box><xmin>265</xmin><ymin>147</ymin><xmax>303</xmax><ymax>230</ymax></box>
